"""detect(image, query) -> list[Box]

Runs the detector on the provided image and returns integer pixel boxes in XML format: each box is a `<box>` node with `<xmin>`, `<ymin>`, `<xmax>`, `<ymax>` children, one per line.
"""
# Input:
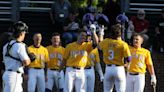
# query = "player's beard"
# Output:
<box><xmin>53</xmin><ymin>42</ymin><xmax>60</xmax><ymax>47</ymax></box>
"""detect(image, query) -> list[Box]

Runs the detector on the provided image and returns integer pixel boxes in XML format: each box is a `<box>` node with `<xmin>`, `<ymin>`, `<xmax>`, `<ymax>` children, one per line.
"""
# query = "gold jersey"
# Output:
<box><xmin>28</xmin><ymin>45</ymin><xmax>49</xmax><ymax>68</ymax></box>
<box><xmin>99</xmin><ymin>38</ymin><xmax>131</xmax><ymax>66</ymax></box>
<box><xmin>64</xmin><ymin>42</ymin><xmax>93</xmax><ymax>68</ymax></box>
<box><xmin>128</xmin><ymin>46</ymin><xmax>153</xmax><ymax>73</ymax></box>
<box><xmin>46</xmin><ymin>45</ymin><xmax>65</xmax><ymax>69</ymax></box>
<box><xmin>87</xmin><ymin>48</ymin><xmax>100</xmax><ymax>67</ymax></box>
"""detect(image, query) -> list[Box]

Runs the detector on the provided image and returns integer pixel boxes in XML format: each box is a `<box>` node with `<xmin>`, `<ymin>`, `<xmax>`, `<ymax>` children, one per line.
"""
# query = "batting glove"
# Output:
<box><xmin>151</xmin><ymin>75</ymin><xmax>157</xmax><ymax>86</ymax></box>
<box><xmin>90</xmin><ymin>24</ymin><xmax>96</xmax><ymax>33</ymax></box>
<box><xmin>98</xmin><ymin>25</ymin><xmax>105</xmax><ymax>36</ymax></box>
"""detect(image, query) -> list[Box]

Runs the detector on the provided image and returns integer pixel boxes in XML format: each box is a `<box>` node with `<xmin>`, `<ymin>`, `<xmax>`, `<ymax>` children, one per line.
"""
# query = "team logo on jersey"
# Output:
<box><xmin>70</xmin><ymin>50</ymin><xmax>88</xmax><ymax>57</ymax></box>
<box><xmin>49</xmin><ymin>52</ymin><xmax>63</xmax><ymax>61</ymax></box>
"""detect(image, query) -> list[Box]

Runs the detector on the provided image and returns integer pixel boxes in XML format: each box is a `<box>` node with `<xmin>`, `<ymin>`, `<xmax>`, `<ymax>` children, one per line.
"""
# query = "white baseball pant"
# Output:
<box><xmin>104</xmin><ymin>65</ymin><xmax>126</xmax><ymax>92</ymax></box>
<box><xmin>46</xmin><ymin>69</ymin><xmax>64</xmax><ymax>90</ymax></box>
<box><xmin>126</xmin><ymin>72</ymin><xmax>145</xmax><ymax>92</ymax></box>
<box><xmin>28</xmin><ymin>68</ymin><xmax>45</xmax><ymax>92</ymax></box>
<box><xmin>85</xmin><ymin>67</ymin><xmax>95</xmax><ymax>92</ymax></box>
<box><xmin>3</xmin><ymin>71</ymin><xmax>23</xmax><ymax>92</ymax></box>
<box><xmin>64</xmin><ymin>67</ymin><xmax>85</xmax><ymax>92</ymax></box>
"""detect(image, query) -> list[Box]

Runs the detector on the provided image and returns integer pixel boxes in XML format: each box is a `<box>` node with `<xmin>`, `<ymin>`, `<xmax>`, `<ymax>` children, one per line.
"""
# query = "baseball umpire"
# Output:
<box><xmin>2</xmin><ymin>21</ymin><xmax>31</xmax><ymax>92</ymax></box>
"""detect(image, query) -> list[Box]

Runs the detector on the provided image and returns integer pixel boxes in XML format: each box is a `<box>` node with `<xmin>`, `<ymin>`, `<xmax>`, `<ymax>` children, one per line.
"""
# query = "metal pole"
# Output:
<box><xmin>11</xmin><ymin>0</ymin><xmax>20</xmax><ymax>22</ymax></box>
<box><xmin>120</xmin><ymin>0</ymin><xmax>129</xmax><ymax>13</ymax></box>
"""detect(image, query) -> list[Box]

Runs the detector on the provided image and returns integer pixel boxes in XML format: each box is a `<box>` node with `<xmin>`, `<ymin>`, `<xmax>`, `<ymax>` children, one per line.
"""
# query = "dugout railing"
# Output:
<box><xmin>0</xmin><ymin>0</ymin><xmax>164</xmax><ymax>22</ymax></box>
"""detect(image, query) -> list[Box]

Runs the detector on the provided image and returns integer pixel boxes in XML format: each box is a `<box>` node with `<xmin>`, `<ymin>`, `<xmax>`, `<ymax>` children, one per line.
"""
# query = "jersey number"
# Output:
<box><xmin>108</xmin><ymin>50</ymin><xmax>114</xmax><ymax>60</ymax></box>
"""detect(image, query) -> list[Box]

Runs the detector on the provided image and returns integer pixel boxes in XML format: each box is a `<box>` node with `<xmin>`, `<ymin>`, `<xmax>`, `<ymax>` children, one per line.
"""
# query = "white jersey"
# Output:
<box><xmin>3</xmin><ymin>40</ymin><xmax>29</xmax><ymax>73</ymax></box>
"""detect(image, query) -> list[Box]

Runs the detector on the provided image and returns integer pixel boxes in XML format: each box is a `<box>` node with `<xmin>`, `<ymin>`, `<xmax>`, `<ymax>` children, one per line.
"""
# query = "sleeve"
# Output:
<box><xmin>62</xmin><ymin>47</ymin><xmax>65</xmax><ymax>61</ymax></box>
<box><xmin>95</xmin><ymin>49</ymin><xmax>100</xmax><ymax>63</ymax></box>
<box><xmin>98</xmin><ymin>40</ymin><xmax>105</xmax><ymax>50</ymax></box>
<box><xmin>145</xmin><ymin>50</ymin><xmax>153</xmax><ymax>65</ymax></box>
<box><xmin>64</xmin><ymin>45</ymin><xmax>70</xmax><ymax>60</ymax></box>
<box><xmin>27</xmin><ymin>46</ymin><xmax>33</xmax><ymax>53</ymax></box>
<box><xmin>98</xmin><ymin>39</ymin><xmax>109</xmax><ymax>50</ymax></box>
<box><xmin>123</xmin><ymin>43</ymin><xmax>131</xmax><ymax>58</ymax></box>
<box><xmin>17</xmin><ymin>44</ymin><xmax>30</xmax><ymax>62</ymax></box>
<box><xmin>86</xmin><ymin>42</ymin><xmax>93</xmax><ymax>53</ymax></box>
<box><xmin>44</xmin><ymin>48</ymin><xmax>50</xmax><ymax>63</ymax></box>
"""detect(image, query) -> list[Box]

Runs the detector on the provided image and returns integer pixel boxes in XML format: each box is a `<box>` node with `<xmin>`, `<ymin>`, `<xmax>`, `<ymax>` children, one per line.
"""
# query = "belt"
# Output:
<box><xmin>72</xmin><ymin>67</ymin><xmax>82</xmax><ymax>70</ymax></box>
<box><xmin>129</xmin><ymin>72</ymin><xmax>139</xmax><ymax>75</ymax></box>
<box><xmin>7</xmin><ymin>69</ymin><xmax>21</xmax><ymax>73</ymax></box>
<box><xmin>49</xmin><ymin>68</ymin><xmax>59</xmax><ymax>71</ymax></box>
<box><xmin>107</xmin><ymin>64</ymin><xmax>120</xmax><ymax>67</ymax></box>
<box><xmin>32</xmin><ymin>67</ymin><xmax>42</xmax><ymax>69</ymax></box>
<box><xmin>85</xmin><ymin>67</ymin><xmax>92</xmax><ymax>69</ymax></box>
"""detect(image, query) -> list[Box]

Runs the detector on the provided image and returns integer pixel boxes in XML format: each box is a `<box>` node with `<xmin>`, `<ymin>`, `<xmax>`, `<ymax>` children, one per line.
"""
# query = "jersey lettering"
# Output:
<box><xmin>70</xmin><ymin>50</ymin><xmax>88</xmax><ymax>57</ymax></box>
<box><xmin>49</xmin><ymin>53</ymin><xmax>63</xmax><ymax>60</ymax></box>
<box><xmin>131</xmin><ymin>53</ymin><xmax>145</xmax><ymax>68</ymax></box>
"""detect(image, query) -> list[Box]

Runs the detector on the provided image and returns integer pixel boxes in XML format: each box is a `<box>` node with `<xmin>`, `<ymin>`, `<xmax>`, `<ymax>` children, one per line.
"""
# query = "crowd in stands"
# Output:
<box><xmin>48</xmin><ymin>0</ymin><xmax>164</xmax><ymax>53</ymax></box>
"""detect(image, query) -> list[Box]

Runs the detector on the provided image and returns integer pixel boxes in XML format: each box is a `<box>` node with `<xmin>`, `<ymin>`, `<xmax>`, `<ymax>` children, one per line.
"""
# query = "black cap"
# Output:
<box><xmin>13</xmin><ymin>21</ymin><xmax>28</xmax><ymax>34</ymax></box>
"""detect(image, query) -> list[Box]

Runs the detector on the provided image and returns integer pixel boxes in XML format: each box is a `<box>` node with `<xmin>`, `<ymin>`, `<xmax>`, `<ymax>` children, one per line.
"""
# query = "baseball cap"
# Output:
<box><xmin>82</xmin><ymin>13</ymin><xmax>95</xmax><ymax>25</ymax></box>
<box><xmin>116</xmin><ymin>14</ymin><xmax>129</xmax><ymax>23</ymax></box>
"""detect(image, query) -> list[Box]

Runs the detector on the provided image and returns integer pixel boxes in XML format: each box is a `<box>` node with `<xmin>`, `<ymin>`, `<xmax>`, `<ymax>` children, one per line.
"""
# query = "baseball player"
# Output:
<box><xmin>2</xmin><ymin>21</ymin><xmax>31</xmax><ymax>92</ymax></box>
<box><xmin>63</xmin><ymin>28</ymin><xmax>98</xmax><ymax>92</ymax></box>
<box><xmin>27</xmin><ymin>33</ymin><xmax>49</xmax><ymax>92</ymax></box>
<box><xmin>85</xmin><ymin>47</ymin><xmax>104</xmax><ymax>92</ymax></box>
<box><xmin>98</xmin><ymin>24</ymin><xmax>131</xmax><ymax>92</ymax></box>
<box><xmin>45</xmin><ymin>32</ymin><xmax>65</xmax><ymax>92</ymax></box>
<box><xmin>84</xmin><ymin>24</ymin><xmax>104</xmax><ymax>92</ymax></box>
<box><xmin>126</xmin><ymin>33</ymin><xmax>157</xmax><ymax>92</ymax></box>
